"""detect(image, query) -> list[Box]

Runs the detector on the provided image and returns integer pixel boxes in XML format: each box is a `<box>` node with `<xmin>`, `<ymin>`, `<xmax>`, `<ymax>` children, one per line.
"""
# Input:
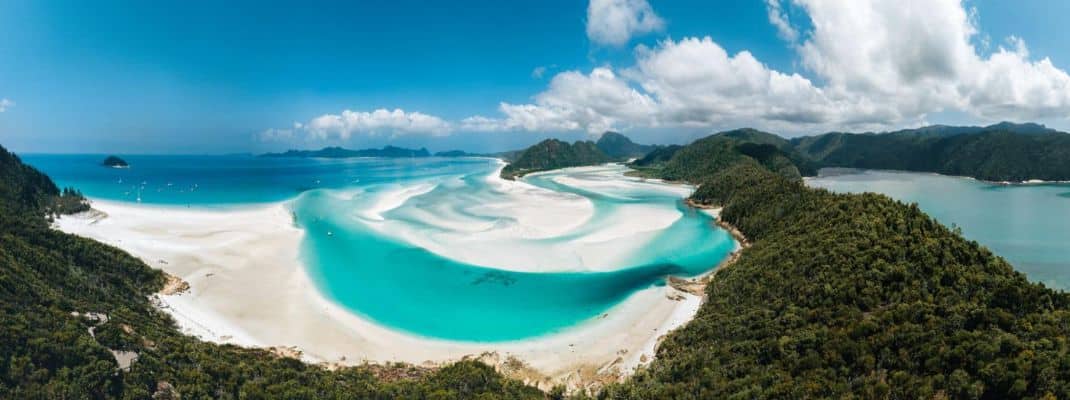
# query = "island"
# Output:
<box><xmin>101</xmin><ymin>155</ymin><xmax>129</xmax><ymax>168</ymax></box>
<box><xmin>624</xmin><ymin>122</ymin><xmax>1070</xmax><ymax>183</ymax></box>
<box><xmin>432</xmin><ymin>150</ymin><xmax>471</xmax><ymax>157</ymax></box>
<box><xmin>498</xmin><ymin>131</ymin><xmax>659</xmax><ymax>180</ymax></box>
<box><xmin>260</xmin><ymin>145</ymin><xmax>431</xmax><ymax>158</ymax></box>
<box><xmin>499</xmin><ymin>139</ymin><xmax>612</xmax><ymax>180</ymax></box>
<box><xmin>792</xmin><ymin>121</ymin><xmax>1070</xmax><ymax>182</ymax></box>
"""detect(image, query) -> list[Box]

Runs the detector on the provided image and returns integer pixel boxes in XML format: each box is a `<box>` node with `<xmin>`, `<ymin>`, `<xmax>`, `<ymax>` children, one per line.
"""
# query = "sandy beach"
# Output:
<box><xmin>54</xmin><ymin>167</ymin><xmax>723</xmax><ymax>391</ymax></box>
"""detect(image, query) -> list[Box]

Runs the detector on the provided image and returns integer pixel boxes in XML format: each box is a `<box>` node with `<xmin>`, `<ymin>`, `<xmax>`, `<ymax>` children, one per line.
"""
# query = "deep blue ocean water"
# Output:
<box><xmin>23</xmin><ymin>154</ymin><xmax>736</xmax><ymax>341</ymax></box>
<box><xmin>809</xmin><ymin>169</ymin><xmax>1070</xmax><ymax>291</ymax></box>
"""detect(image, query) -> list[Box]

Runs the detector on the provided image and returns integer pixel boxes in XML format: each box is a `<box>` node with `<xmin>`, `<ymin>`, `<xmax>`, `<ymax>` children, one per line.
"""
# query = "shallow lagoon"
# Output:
<box><xmin>24</xmin><ymin>154</ymin><xmax>735</xmax><ymax>341</ymax></box>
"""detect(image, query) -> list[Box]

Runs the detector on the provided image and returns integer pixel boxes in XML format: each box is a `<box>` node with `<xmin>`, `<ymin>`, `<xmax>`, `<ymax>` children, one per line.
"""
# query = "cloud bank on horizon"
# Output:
<box><xmin>262</xmin><ymin>0</ymin><xmax>1070</xmax><ymax>144</ymax></box>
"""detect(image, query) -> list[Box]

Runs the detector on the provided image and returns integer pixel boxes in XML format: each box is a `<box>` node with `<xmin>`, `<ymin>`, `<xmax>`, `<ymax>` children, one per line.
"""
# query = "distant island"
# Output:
<box><xmin>101</xmin><ymin>155</ymin><xmax>129</xmax><ymax>168</ymax></box>
<box><xmin>595</xmin><ymin>131</ymin><xmax>659</xmax><ymax>159</ymax></box>
<box><xmin>499</xmin><ymin>132</ymin><xmax>659</xmax><ymax>179</ymax></box>
<box><xmin>790</xmin><ymin>121</ymin><xmax>1070</xmax><ymax>182</ymax></box>
<box><xmin>432</xmin><ymin>150</ymin><xmax>471</xmax><ymax>157</ymax></box>
<box><xmin>500</xmin><ymin>139</ymin><xmax>611</xmax><ymax>180</ymax></box>
<box><xmin>261</xmin><ymin>145</ymin><xmax>431</xmax><ymax>158</ymax></box>
<box><xmin>501</xmin><ymin>122</ymin><xmax>1070</xmax><ymax>183</ymax></box>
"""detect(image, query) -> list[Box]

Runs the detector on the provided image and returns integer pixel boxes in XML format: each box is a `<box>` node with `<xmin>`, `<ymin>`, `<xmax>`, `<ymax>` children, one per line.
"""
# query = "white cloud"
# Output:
<box><xmin>305</xmin><ymin>108</ymin><xmax>451</xmax><ymax>140</ymax></box>
<box><xmin>532</xmin><ymin>66</ymin><xmax>548</xmax><ymax>79</ymax></box>
<box><xmin>631</xmin><ymin>37</ymin><xmax>841</xmax><ymax>126</ymax></box>
<box><xmin>0</xmin><ymin>98</ymin><xmax>14</xmax><ymax>112</ymax></box>
<box><xmin>463</xmin><ymin>38</ymin><xmax>888</xmax><ymax>135</ymax></box>
<box><xmin>464</xmin><ymin>67</ymin><xmax>657</xmax><ymax>134</ymax></box>
<box><xmin>261</xmin><ymin>108</ymin><xmax>452</xmax><ymax>142</ymax></box>
<box><xmin>468</xmin><ymin>0</ymin><xmax>1070</xmax><ymax>135</ymax></box>
<box><xmin>794</xmin><ymin>0</ymin><xmax>1070</xmax><ymax>123</ymax></box>
<box><xmin>586</xmin><ymin>0</ymin><xmax>664</xmax><ymax>46</ymax></box>
<box><xmin>765</xmin><ymin>0</ymin><xmax>798</xmax><ymax>42</ymax></box>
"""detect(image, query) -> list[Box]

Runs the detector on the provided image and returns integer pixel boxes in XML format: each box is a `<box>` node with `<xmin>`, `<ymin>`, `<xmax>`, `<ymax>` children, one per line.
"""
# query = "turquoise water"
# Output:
<box><xmin>23</xmin><ymin>154</ymin><xmax>735</xmax><ymax>341</ymax></box>
<box><xmin>21</xmin><ymin>154</ymin><xmax>485</xmax><ymax>206</ymax></box>
<box><xmin>809</xmin><ymin>169</ymin><xmax>1070</xmax><ymax>291</ymax></box>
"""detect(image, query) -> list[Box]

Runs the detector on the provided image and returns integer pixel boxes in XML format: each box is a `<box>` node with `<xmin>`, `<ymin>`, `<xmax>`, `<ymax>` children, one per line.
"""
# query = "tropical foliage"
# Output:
<box><xmin>594</xmin><ymin>131</ymin><xmax>658</xmax><ymax>160</ymax></box>
<box><xmin>793</xmin><ymin>124</ymin><xmax>1070</xmax><ymax>181</ymax></box>
<box><xmin>500</xmin><ymin>139</ymin><xmax>613</xmax><ymax>179</ymax></box>
<box><xmin>597</xmin><ymin>154</ymin><xmax>1070</xmax><ymax>399</ymax></box>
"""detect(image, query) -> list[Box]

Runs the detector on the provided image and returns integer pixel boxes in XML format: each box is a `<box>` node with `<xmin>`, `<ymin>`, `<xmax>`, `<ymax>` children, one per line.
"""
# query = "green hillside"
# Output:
<box><xmin>630</xmin><ymin>129</ymin><xmax>814</xmax><ymax>182</ymax></box>
<box><xmin>598</xmin><ymin>162</ymin><xmax>1070</xmax><ymax>399</ymax></box>
<box><xmin>595</xmin><ymin>131</ymin><xmax>657</xmax><ymax>160</ymax></box>
<box><xmin>500</xmin><ymin>139</ymin><xmax>613</xmax><ymax>179</ymax></box>
<box><xmin>793</xmin><ymin>123</ymin><xmax>1070</xmax><ymax>181</ymax></box>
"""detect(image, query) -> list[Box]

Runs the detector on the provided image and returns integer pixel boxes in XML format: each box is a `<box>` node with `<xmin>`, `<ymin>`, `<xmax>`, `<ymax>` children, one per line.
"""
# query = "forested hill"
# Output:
<box><xmin>626</xmin><ymin>122</ymin><xmax>1070</xmax><ymax>183</ymax></box>
<box><xmin>0</xmin><ymin>147</ymin><xmax>89</xmax><ymax>216</ymax></box>
<box><xmin>0</xmin><ymin>144</ymin><xmax>542</xmax><ymax>399</ymax></box>
<box><xmin>595</xmin><ymin>131</ymin><xmax>658</xmax><ymax>159</ymax></box>
<box><xmin>497</xmin><ymin>132</ymin><xmax>658</xmax><ymax>180</ymax></box>
<box><xmin>600</xmin><ymin>158</ymin><xmax>1070</xmax><ymax>398</ymax></box>
<box><xmin>629</xmin><ymin>128</ymin><xmax>817</xmax><ymax>182</ymax></box>
<box><xmin>499</xmin><ymin>139</ymin><xmax>613</xmax><ymax>179</ymax></box>
<box><xmin>261</xmin><ymin>145</ymin><xmax>431</xmax><ymax>158</ymax></box>
<box><xmin>792</xmin><ymin>122</ymin><xmax>1070</xmax><ymax>181</ymax></box>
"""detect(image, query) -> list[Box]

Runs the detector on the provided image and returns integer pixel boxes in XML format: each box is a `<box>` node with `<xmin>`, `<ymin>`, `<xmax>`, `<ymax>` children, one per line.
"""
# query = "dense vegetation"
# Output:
<box><xmin>630</xmin><ymin>129</ymin><xmax>816</xmax><ymax>181</ymax></box>
<box><xmin>596</xmin><ymin>158</ymin><xmax>1070</xmax><ymax>399</ymax></box>
<box><xmin>0</xmin><ymin>145</ymin><xmax>542</xmax><ymax>399</ymax></box>
<box><xmin>792</xmin><ymin>122</ymin><xmax>1070</xmax><ymax>181</ymax></box>
<box><xmin>500</xmin><ymin>139</ymin><xmax>612</xmax><ymax>179</ymax></box>
<box><xmin>101</xmin><ymin>156</ymin><xmax>128</xmax><ymax>168</ymax></box>
<box><xmin>261</xmin><ymin>145</ymin><xmax>432</xmax><ymax>158</ymax></box>
<box><xmin>630</xmin><ymin>123</ymin><xmax>1070</xmax><ymax>183</ymax></box>
<box><xmin>1</xmin><ymin>146</ymin><xmax>89</xmax><ymax>217</ymax></box>
<box><xmin>594</xmin><ymin>132</ymin><xmax>657</xmax><ymax>160</ymax></box>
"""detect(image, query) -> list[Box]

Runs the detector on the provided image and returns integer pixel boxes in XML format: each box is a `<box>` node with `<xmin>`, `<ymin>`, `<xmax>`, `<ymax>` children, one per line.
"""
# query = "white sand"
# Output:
<box><xmin>361</xmin><ymin>164</ymin><xmax>689</xmax><ymax>273</ymax></box>
<box><xmin>56</xmin><ymin>187</ymin><xmax>711</xmax><ymax>389</ymax></box>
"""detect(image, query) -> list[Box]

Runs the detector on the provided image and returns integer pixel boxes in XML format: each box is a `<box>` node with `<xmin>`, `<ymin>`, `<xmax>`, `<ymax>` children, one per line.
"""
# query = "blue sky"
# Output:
<box><xmin>2</xmin><ymin>0</ymin><xmax>1070</xmax><ymax>154</ymax></box>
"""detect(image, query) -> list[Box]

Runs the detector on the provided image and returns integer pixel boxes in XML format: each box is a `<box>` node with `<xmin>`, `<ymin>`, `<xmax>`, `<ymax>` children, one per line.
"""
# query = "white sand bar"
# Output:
<box><xmin>56</xmin><ymin>196</ymin><xmax>709</xmax><ymax>390</ymax></box>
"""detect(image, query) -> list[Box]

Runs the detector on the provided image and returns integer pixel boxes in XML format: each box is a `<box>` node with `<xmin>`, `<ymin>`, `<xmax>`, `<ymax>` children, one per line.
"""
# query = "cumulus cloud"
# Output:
<box><xmin>794</xmin><ymin>0</ymin><xmax>1070</xmax><ymax>122</ymax></box>
<box><xmin>586</xmin><ymin>0</ymin><xmax>664</xmax><ymax>46</ymax></box>
<box><xmin>470</xmin><ymin>0</ymin><xmax>1070</xmax><ymax>135</ymax></box>
<box><xmin>464</xmin><ymin>67</ymin><xmax>657</xmax><ymax>134</ymax></box>
<box><xmin>0</xmin><ymin>98</ymin><xmax>14</xmax><ymax>112</ymax></box>
<box><xmin>260</xmin><ymin>108</ymin><xmax>452</xmax><ymax>142</ymax></box>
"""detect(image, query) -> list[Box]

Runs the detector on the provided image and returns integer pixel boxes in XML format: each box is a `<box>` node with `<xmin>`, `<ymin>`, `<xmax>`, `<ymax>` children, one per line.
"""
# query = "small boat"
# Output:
<box><xmin>327</xmin><ymin>231</ymin><xmax>334</xmax><ymax>236</ymax></box>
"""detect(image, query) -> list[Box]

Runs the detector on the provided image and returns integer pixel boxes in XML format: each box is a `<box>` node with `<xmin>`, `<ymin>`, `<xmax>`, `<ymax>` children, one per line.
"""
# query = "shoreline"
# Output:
<box><xmin>810</xmin><ymin>167</ymin><xmax>1070</xmax><ymax>186</ymax></box>
<box><xmin>54</xmin><ymin>165</ymin><xmax>738</xmax><ymax>393</ymax></box>
<box><xmin>668</xmin><ymin>199</ymin><xmax>749</xmax><ymax>297</ymax></box>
